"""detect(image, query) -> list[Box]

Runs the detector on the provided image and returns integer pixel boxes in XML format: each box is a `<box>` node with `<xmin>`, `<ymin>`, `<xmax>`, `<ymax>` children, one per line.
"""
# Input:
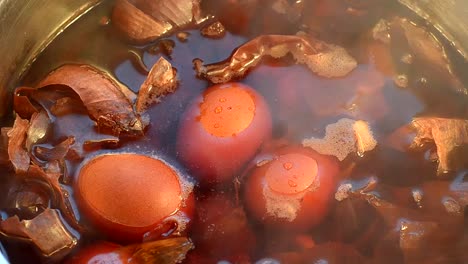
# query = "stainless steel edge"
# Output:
<box><xmin>0</xmin><ymin>0</ymin><xmax>466</xmax><ymax>262</ymax></box>
<box><xmin>398</xmin><ymin>0</ymin><xmax>468</xmax><ymax>60</ymax></box>
<box><xmin>0</xmin><ymin>0</ymin><xmax>102</xmax><ymax>119</ymax></box>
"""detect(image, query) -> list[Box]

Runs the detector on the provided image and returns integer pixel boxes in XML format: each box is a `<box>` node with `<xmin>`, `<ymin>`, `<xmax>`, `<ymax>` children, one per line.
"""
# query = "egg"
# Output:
<box><xmin>177</xmin><ymin>82</ymin><xmax>272</xmax><ymax>183</ymax></box>
<box><xmin>75</xmin><ymin>153</ymin><xmax>194</xmax><ymax>242</ymax></box>
<box><xmin>243</xmin><ymin>147</ymin><xmax>339</xmax><ymax>231</ymax></box>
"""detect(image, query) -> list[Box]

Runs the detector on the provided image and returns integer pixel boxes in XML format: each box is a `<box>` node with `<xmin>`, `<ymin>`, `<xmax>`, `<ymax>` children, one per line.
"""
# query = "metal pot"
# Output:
<box><xmin>0</xmin><ymin>0</ymin><xmax>102</xmax><ymax>120</ymax></box>
<box><xmin>0</xmin><ymin>0</ymin><xmax>466</xmax><ymax>262</ymax></box>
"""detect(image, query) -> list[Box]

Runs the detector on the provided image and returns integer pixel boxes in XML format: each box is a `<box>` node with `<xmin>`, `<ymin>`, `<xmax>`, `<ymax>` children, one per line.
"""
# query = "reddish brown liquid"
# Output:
<box><xmin>1</xmin><ymin>1</ymin><xmax>467</xmax><ymax>263</ymax></box>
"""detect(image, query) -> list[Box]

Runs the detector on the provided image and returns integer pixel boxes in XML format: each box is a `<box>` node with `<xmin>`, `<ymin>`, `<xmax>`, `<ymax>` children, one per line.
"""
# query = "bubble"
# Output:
<box><xmin>412</xmin><ymin>188</ymin><xmax>423</xmax><ymax>208</ymax></box>
<box><xmin>214</xmin><ymin>123</ymin><xmax>220</xmax><ymax>128</ymax></box>
<box><xmin>214</xmin><ymin>106</ymin><xmax>223</xmax><ymax>114</ymax></box>
<box><xmin>266</xmin><ymin>154</ymin><xmax>317</xmax><ymax>195</ymax></box>
<box><xmin>288</xmin><ymin>179</ymin><xmax>298</xmax><ymax>188</ymax></box>
<box><xmin>255</xmin><ymin>258</ymin><xmax>280</xmax><ymax>264</ymax></box>
<box><xmin>394</xmin><ymin>74</ymin><xmax>408</xmax><ymax>88</ymax></box>
<box><xmin>335</xmin><ymin>183</ymin><xmax>352</xmax><ymax>201</ymax></box>
<box><xmin>219</xmin><ymin>97</ymin><xmax>227</xmax><ymax>102</ymax></box>
<box><xmin>283</xmin><ymin>162</ymin><xmax>293</xmax><ymax>170</ymax></box>
<box><xmin>315</xmin><ymin>259</ymin><xmax>329</xmax><ymax>264</ymax></box>
<box><xmin>199</xmin><ymin>83</ymin><xmax>255</xmax><ymax>137</ymax></box>
<box><xmin>401</xmin><ymin>53</ymin><xmax>414</xmax><ymax>64</ymax></box>
<box><xmin>442</xmin><ymin>197</ymin><xmax>461</xmax><ymax>214</ymax></box>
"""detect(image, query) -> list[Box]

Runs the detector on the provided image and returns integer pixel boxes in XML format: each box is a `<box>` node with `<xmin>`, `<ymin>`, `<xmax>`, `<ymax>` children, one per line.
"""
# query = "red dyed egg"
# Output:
<box><xmin>76</xmin><ymin>153</ymin><xmax>194</xmax><ymax>242</ymax></box>
<box><xmin>67</xmin><ymin>242</ymin><xmax>127</xmax><ymax>264</ymax></box>
<box><xmin>191</xmin><ymin>193</ymin><xmax>256</xmax><ymax>260</ymax></box>
<box><xmin>177</xmin><ymin>82</ymin><xmax>272</xmax><ymax>183</ymax></box>
<box><xmin>244</xmin><ymin>147</ymin><xmax>339</xmax><ymax>231</ymax></box>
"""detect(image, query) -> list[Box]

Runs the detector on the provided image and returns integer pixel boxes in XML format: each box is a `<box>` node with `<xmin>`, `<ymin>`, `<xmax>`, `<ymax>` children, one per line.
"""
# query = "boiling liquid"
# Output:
<box><xmin>1</xmin><ymin>0</ymin><xmax>467</xmax><ymax>263</ymax></box>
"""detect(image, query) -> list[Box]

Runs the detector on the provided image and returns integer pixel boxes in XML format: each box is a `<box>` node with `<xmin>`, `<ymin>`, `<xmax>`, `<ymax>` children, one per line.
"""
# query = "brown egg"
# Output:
<box><xmin>76</xmin><ymin>153</ymin><xmax>194</xmax><ymax>242</ymax></box>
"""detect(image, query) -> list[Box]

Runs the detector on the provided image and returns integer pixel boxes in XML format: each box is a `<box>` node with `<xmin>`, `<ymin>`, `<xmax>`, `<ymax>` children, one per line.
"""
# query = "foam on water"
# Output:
<box><xmin>302</xmin><ymin>118</ymin><xmax>377</xmax><ymax>161</ymax></box>
<box><xmin>263</xmin><ymin>175</ymin><xmax>320</xmax><ymax>222</ymax></box>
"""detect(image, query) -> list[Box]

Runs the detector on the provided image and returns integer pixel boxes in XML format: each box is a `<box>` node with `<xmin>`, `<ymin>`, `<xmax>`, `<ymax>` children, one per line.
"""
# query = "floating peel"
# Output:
<box><xmin>194</xmin><ymin>34</ymin><xmax>357</xmax><ymax>83</ymax></box>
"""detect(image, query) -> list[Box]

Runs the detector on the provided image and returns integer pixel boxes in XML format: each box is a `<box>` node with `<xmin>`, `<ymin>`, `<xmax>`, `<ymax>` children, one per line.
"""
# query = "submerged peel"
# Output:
<box><xmin>194</xmin><ymin>34</ymin><xmax>357</xmax><ymax>83</ymax></box>
<box><xmin>50</xmin><ymin>97</ymin><xmax>88</xmax><ymax>116</ymax></box>
<box><xmin>33</xmin><ymin>137</ymin><xmax>75</xmax><ymax>162</ymax></box>
<box><xmin>128</xmin><ymin>237</ymin><xmax>194</xmax><ymax>263</ymax></box>
<box><xmin>13</xmin><ymin>87</ymin><xmax>40</xmax><ymax>119</ymax></box>
<box><xmin>132</xmin><ymin>0</ymin><xmax>197</xmax><ymax>27</ymax></box>
<box><xmin>7</xmin><ymin>115</ymin><xmax>30</xmax><ymax>174</ymax></box>
<box><xmin>411</xmin><ymin>117</ymin><xmax>468</xmax><ymax>175</ymax></box>
<box><xmin>112</xmin><ymin>0</ymin><xmax>173</xmax><ymax>44</ymax></box>
<box><xmin>53</xmin><ymin>114</ymin><xmax>119</xmax><ymax>159</ymax></box>
<box><xmin>26</xmin><ymin>111</ymin><xmax>50</xmax><ymax>152</ymax></box>
<box><xmin>112</xmin><ymin>0</ymin><xmax>203</xmax><ymax>44</ymax></box>
<box><xmin>390</xmin><ymin>17</ymin><xmax>467</xmax><ymax>95</ymax></box>
<box><xmin>335</xmin><ymin>178</ymin><xmax>466</xmax><ymax>263</ymax></box>
<box><xmin>24</xmin><ymin>165</ymin><xmax>81</xmax><ymax>231</ymax></box>
<box><xmin>0</xmin><ymin>128</ymin><xmax>10</xmax><ymax>165</ymax></box>
<box><xmin>0</xmin><ymin>209</ymin><xmax>77</xmax><ymax>257</ymax></box>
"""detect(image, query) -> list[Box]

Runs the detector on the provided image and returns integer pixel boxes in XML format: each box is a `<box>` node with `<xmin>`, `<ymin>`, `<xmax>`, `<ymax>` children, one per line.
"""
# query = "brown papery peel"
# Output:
<box><xmin>136</xmin><ymin>57</ymin><xmax>178</xmax><ymax>114</ymax></box>
<box><xmin>26</xmin><ymin>110</ymin><xmax>50</xmax><ymax>152</ymax></box>
<box><xmin>200</xmin><ymin>21</ymin><xmax>226</xmax><ymax>39</ymax></box>
<box><xmin>0</xmin><ymin>128</ymin><xmax>9</xmax><ymax>165</ymax></box>
<box><xmin>390</xmin><ymin>17</ymin><xmax>467</xmax><ymax>95</ymax></box>
<box><xmin>411</xmin><ymin>117</ymin><xmax>468</xmax><ymax>175</ymax></box>
<box><xmin>0</xmin><ymin>209</ymin><xmax>77</xmax><ymax>258</ymax></box>
<box><xmin>132</xmin><ymin>0</ymin><xmax>198</xmax><ymax>26</ymax></box>
<box><xmin>194</xmin><ymin>34</ymin><xmax>357</xmax><ymax>83</ymax></box>
<box><xmin>37</xmin><ymin>64</ymin><xmax>146</xmax><ymax>136</ymax></box>
<box><xmin>7</xmin><ymin>115</ymin><xmax>30</xmax><ymax>174</ymax></box>
<box><xmin>112</xmin><ymin>0</ymin><xmax>204</xmax><ymax>44</ymax></box>
<box><xmin>125</xmin><ymin>237</ymin><xmax>194</xmax><ymax>264</ymax></box>
<box><xmin>34</xmin><ymin>137</ymin><xmax>75</xmax><ymax>162</ymax></box>
<box><xmin>335</xmin><ymin>178</ymin><xmax>466</xmax><ymax>263</ymax></box>
<box><xmin>112</xmin><ymin>0</ymin><xmax>173</xmax><ymax>44</ymax></box>
<box><xmin>25</xmin><ymin>165</ymin><xmax>81</xmax><ymax>231</ymax></box>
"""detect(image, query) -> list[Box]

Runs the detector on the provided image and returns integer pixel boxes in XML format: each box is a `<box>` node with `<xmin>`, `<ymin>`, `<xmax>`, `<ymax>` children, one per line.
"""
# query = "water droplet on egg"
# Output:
<box><xmin>283</xmin><ymin>162</ymin><xmax>293</xmax><ymax>170</ymax></box>
<box><xmin>288</xmin><ymin>179</ymin><xmax>298</xmax><ymax>188</ymax></box>
<box><xmin>214</xmin><ymin>106</ymin><xmax>223</xmax><ymax>114</ymax></box>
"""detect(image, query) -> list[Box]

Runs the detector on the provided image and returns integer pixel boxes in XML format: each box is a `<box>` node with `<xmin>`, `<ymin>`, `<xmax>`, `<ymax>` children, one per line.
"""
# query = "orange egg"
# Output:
<box><xmin>244</xmin><ymin>147</ymin><xmax>339</xmax><ymax>231</ymax></box>
<box><xmin>67</xmin><ymin>242</ymin><xmax>125</xmax><ymax>264</ymax></box>
<box><xmin>265</xmin><ymin>153</ymin><xmax>318</xmax><ymax>195</ymax></box>
<box><xmin>177</xmin><ymin>82</ymin><xmax>272</xmax><ymax>183</ymax></box>
<box><xmin>198</xmin><ymin>85</ymin><xmax>255</xmax><ymax>137</ymax></box>
<box><xmin>76</xmin><ymin>153</ymin><xmax>194</xmax><ymax>242</ymax></box>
